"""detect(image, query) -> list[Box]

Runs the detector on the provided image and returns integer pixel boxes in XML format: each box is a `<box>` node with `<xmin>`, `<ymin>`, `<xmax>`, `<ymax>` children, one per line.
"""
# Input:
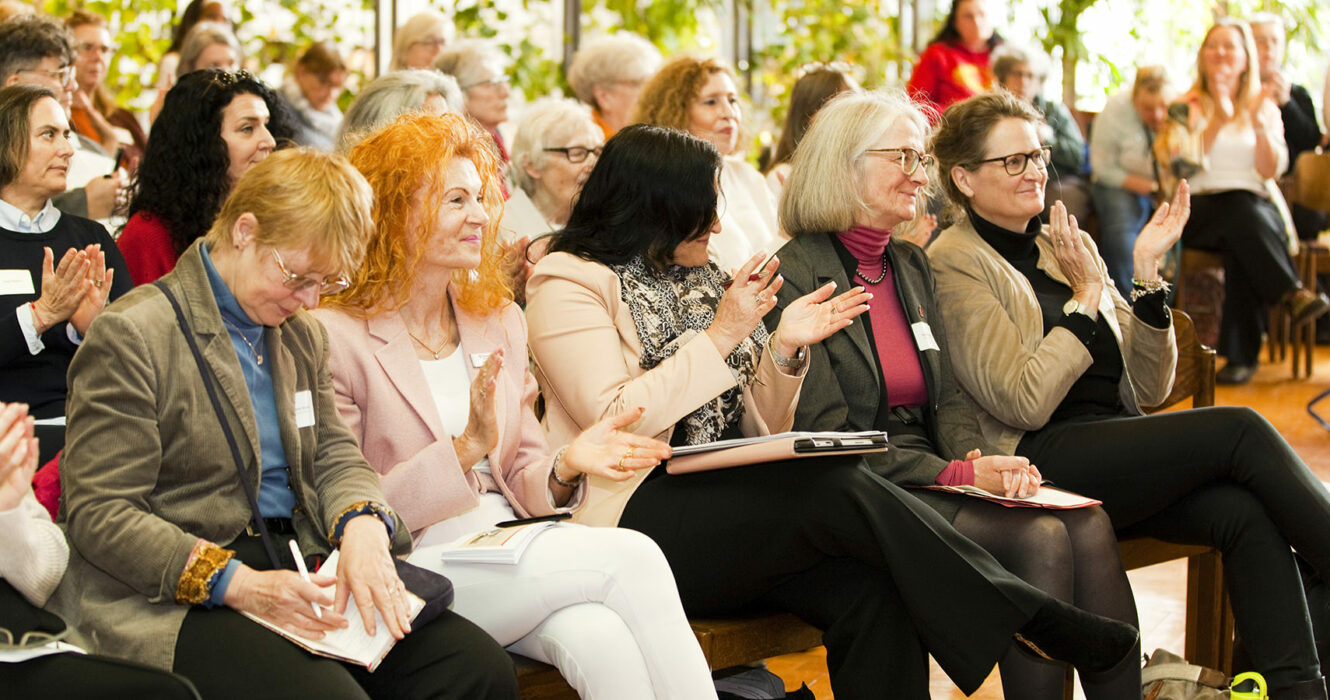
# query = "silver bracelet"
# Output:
<box><xmin>1130</xmin><ymin>277</ymin><xmax>1171</xmax><ymax>303</ymax></box>
<box><xmin>549</xmin><ymin>446</ymin><xmax>583</xmax><ymax>488</ymax></box>
<box><xmin>769</xmin><ymin>336</ymin><xmax>807</xmax><ymax>370</ymax></box>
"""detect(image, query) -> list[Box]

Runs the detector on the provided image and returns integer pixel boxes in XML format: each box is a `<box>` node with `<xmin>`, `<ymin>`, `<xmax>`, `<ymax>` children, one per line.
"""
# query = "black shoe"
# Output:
<box><xmin>1216</xmin><ymin>363</ymin><xmax>1257</xmax><ymax>385</ymax></box>
<box><xmin>1014</xmin><ymin>597</ymin><xmax>1138</xmax><ymax>673</ymax></box>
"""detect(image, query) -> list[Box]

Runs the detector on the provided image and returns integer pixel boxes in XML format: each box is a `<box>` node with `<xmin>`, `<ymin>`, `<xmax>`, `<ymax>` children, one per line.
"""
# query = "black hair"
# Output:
<box><xmin>124</xmin><ymin>69</ymin><xmax>298</xmax><ymax>254</ymax></box>
<box><xmin>167</xmin><ymin>0</ymin><xmax>233</xmax><ymax>54</ymax></box>
<box><xmin>546</xmin><ymin>124</ymin><xmax>721</xmax><ymax>270</ymax></box>
<box><xmin>930</xmin><ymin>0</ymin><xmax>1003</xmax><ymax>49</ymax></box>
<box><xmin>0</xmin><ymin>15</ymin><xmax>74</xmax><ymax>84</ymax></box>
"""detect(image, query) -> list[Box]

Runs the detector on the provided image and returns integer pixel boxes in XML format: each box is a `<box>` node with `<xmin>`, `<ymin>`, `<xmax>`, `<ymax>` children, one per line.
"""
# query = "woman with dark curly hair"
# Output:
<box><xmin>118</xmin><ymin>69</ymin><xmax>296</xmax><ymax>286</ymax></box>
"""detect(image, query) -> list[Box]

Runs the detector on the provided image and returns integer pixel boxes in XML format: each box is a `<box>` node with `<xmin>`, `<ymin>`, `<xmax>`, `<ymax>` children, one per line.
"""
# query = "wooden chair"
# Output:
<box><xmin>1291</xmin><ymin>242</ymin><xmax>1329</xmax><ymax>379</ymax></box>
<box><xmin>1062</xmin><ymin>309</ymin><xmax>1230</xmax><ymax>699</ymax></box>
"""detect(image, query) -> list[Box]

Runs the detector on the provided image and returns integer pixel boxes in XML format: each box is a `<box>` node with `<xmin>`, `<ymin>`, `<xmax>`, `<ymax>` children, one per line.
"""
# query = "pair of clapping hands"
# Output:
<box><xmin>31</xmin><ymin>244</ymin><xmax>115</xmax><ymax>337</ymax></box>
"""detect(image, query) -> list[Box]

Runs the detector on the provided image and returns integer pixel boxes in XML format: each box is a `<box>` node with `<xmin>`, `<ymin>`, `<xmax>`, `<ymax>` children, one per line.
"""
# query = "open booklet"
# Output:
<box><xmin>914</xmin><ymin>484</ymin><xmax>1102</xmax><ymax>510</ymax></box>
<box><xmin>239</xmin><ymin>550</ymin><xmax>425</xmax><ymax>671</ymax></box>
<box><xmin>667</xmin><ymin>431</ymin><xmax>889</xmax><ymax>474</ymax></box>
<box><xmin>438</xmin><ymin>521</ymin><xmax>560</xmax><ymax>566</ymax></box>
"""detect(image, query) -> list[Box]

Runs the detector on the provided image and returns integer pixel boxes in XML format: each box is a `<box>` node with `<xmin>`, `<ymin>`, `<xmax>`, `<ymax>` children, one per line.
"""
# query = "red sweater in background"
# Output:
<box><xmin>116</xmin><ymin>211</ymin><xmax>180</xmax><ymax>286</ymax></box>
<box><xmin>906</xmin><ymin>41</ymin><xmax>995</xmax><ymax>120</ymax></box>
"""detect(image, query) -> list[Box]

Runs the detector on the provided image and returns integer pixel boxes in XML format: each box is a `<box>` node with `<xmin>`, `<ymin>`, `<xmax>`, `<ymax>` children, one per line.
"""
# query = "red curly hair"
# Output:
<box><xmin>325</xmin><ymin>112</ymin><xmax>510</xmax><ymax>316</ymax></box>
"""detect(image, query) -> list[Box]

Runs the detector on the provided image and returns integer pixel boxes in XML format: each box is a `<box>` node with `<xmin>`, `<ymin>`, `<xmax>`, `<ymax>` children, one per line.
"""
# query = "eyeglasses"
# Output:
<box><xmin>863</xmin><ymin>147</ymin><xmax>935</xmax><ymax>176</ymax></box>
<box><xmin>20</xmin><ymin>66</ymin><xmax>73</xmax><ymax>85</ymax></box>
<box><xmin>74</xmin><ymin>42</ymin><xmax>118</xmax><ymax>56</ymax></box>
<box><xmin>972</xmin><ymin>145</ymin><xmax>1052</xmax><ymax>176</ymax></box>
<box><xmin>543</xmin><ymin>146</ymin><xmax>602</xmax><ymax>163</ymax></box>
<box><xmin>413</xmin><ymin>37</ymin><xmax>446</xmax><ymax>49</ymax></box>
<box><xmin>271</xmin><ymin>248</ymin><xmax>350</xmax><ymax>296</ymax></box>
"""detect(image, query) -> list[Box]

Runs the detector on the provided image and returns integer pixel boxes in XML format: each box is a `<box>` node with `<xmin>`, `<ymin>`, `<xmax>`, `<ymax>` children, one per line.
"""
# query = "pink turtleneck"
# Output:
<box><xmin>835</xmin><ymin>225</ymin><xmax>972</xmax><ymax>487</ymax></box>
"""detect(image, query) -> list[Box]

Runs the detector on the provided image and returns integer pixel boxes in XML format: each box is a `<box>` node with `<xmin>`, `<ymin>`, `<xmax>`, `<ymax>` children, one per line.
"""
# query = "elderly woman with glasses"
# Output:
<box><xmin>389</xmin><ymin>11</ymin><xmax>448</xmax><ymax>71</ymax></box>
<box><xmin>435</xmin><ymin>41</ymin><xmax>512</xmax><ymax>167</ymax></box>
<box><xmin>770</xmin><ymin>89</ymin><xmax>1139</xmax><ymax>700</ymax></box>
<box><xmin>927</xmin><ymin>90</ymin><xmax>1330</xmax><ymax>700</ymax></box>
<box><xmin>50</xmin><ymin>147</ymin><xmax>519</xmax><ymax>699</ymax></box>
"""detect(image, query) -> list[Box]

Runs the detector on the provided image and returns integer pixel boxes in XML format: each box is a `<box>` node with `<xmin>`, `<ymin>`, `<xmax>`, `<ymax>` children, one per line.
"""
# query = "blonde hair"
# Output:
<box><xmin>1192</xmin><ymin>19</ymin><xmax>1261</xmax><ymax>126</ymax></box>
<box><xmin>567</xmin><ymin>33</ymin><xmax>661</xmax><ymax>108</ymax></box>
<box><xmin>510</xmin><ymin>98</ymin><xmax>599</xmax><ymax>195</ymax></box>
<box><xmin>204</xmin><ymin>148</ymin><xmax>372</xmax><ymax>279</ymax></box>
<box><xmin>633</xmin><ymin>55</ymin><xmax>742</xmax><ymax>146</ymax></box>
<box><xmin>390</xmin><ymin>10</ymin><xmax>447</xmax><ymax>71</ymax></box>
<box><xmin>781</xmin><ymin>90</ymin><xmax>931</xmax><ymax>236</ymax></box>
<box><xmin>1132</xmin><ymin>65</ymin><xmax>1170</xmax><ymax>98</ymax></box>
<box><xmin>327</xmin><ymin>112</ymin><xmax>510</xmax><ymax>317</ymax></box>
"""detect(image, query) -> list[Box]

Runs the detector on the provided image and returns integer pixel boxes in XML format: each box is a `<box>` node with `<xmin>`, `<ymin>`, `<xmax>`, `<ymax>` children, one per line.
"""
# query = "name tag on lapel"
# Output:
<box><xmin>293</xmin><ymin>390</ymin><xmax>315</xmax><ymax>428</ymax></box>
<box><xmin>0</xmin><ymin>269</ymin><xmax>35</xmax><ymax>296</ymax></box>
<box><xmin>470</xmin><ymin>352</ymin><xmax>491</xmax><ymax>368</ymax></box>
<box><xmin>911</xmin><ymin>322</ymin><xmax>940</xmax><ymax>352</ymax></box>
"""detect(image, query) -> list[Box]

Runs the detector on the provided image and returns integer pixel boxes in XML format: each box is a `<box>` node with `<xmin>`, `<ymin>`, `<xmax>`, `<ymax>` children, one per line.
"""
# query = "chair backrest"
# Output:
<box><xmin>1145</xmin><ymin>308</ymin><xmax>1215</xmax><ymax>412</ymax></box>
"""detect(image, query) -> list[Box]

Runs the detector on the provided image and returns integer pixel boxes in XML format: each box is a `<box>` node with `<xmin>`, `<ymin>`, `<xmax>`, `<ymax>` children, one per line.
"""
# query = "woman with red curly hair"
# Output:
<box><xmin>313</xmin><ymin>113</ymin><xmax>716</xmax><ymax>700</ymax></box>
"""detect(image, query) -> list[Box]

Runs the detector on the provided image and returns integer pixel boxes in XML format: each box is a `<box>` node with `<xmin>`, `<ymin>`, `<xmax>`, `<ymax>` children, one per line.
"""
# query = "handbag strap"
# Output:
<box><xmin>153</xmin><ymin>281</ymin><xmax>282</xmax><ymax>569</ymax></box>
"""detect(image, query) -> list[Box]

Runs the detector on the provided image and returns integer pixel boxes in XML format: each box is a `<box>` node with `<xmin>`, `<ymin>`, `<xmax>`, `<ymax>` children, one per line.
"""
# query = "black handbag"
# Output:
<box><xmin>152</xmin><ymin>281</ymin><xmax>453</xmax><ymax>626</ymax></box>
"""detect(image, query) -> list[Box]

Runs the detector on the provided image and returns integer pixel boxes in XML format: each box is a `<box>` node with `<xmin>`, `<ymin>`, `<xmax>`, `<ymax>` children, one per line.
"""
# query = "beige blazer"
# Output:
<box><xmin>313</xmin><ymin>296</ymin><xmax>577</xmax><ymax>539</ymax></box>
<box><xmin>49</xmin><ymin>241</ymin><xmax>407</xmax><ymax>670</ymax></box>
<box><xmin>525</xmin><ymin>252</ymin><xmax>806</xmax><ymax>527</ymax></box>
<box><xmin>926</xmin><ymin>218</ymin><xmax>1176</xmax><ymax>454</ymax></box>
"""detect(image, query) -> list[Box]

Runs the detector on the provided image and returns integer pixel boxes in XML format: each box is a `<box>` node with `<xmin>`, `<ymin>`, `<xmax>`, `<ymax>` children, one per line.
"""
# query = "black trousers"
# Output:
<box><xmin>1182</xmin><ymin>190</ymin><xmax>1300</xmax><ymax>365</ymax></box>
<box><xmin>619</xmin><ymin>456</ymin><xmax>1046</xmax><ymax>699</ymax></box>
<box><xmin>0</xmin><ymin>651</ymin><xmax>200</xmax><ymax>699</ymax></box>
<box><xmin>1018</xmin><ymin>407</ymin><xmax>1330</xmax><ymax>690</ymax></box>
<box><xmin>172</xmin><ymin>532</ymin><xmax>519</xmax><ymax>700</ymax></box>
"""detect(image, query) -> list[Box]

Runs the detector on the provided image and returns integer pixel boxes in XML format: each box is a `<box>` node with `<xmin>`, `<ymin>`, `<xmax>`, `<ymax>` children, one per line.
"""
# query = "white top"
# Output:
<box><xmin>498</xmin><ymin>187</ymin><xmax>555</xmax><ymax>245</ymax></box>
<box><xmin>1089</xmin><ymin>91</ymin><xmax>1155</xmax><ymax>188</ymax></box>
<box><xmin>419</xmin><ymin>349</ymin><xmax>491</xmax><ymax>475</ymax></box>
<box><xmin>711</xmin><ymin>156</ymin><xmax>783</xmax><ymax>273</ymax></box>
<box><xmin>0</xmin><ymin>490</ymin><xmax>68</xmax><ymax>607</ymax></box>
<box><xmin>1190</xmin><ymin>121</ymin><xmax>1288</xmax><ymax>196</ymax></box>
<box><xmin>764</xmin><ymin>162</ymin><xmax>791</xmax><ymax>201</ymax></box>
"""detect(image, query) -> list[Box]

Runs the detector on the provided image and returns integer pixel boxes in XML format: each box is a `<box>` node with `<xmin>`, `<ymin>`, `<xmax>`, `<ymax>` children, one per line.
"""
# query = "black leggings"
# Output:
<box><xmin>0</xmin><ymin>651</ymin><xmax>200</xmax><ymax>699</ymax></box>
<box><xmin>952</xmin><ymin>501</ymin><xmax>1139</xmax><ymax>700</ymax></box>
<box><xmin>1018</xmin><ymin>406</ymin><xmax>1329</xmax><ymax>691</ymax></box>
<box><xmin>620</xmin><ymin>456</ymin><xmax>1049</xmax><ymax>700</ymax></box>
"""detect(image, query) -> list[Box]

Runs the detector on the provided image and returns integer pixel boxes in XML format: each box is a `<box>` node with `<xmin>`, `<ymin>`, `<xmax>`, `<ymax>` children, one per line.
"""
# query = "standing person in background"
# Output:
<box><xmin>283</xmin><ymin>41</ymin><xmax>346</xmax><ymax>151</ymax></box>
<box><xmin>634</xmin><ymin>56</ymin><xmax>780</xmax><ymax>272</ymax></box>
<box><xmin>907</xmin><ymin>0</ymin><xmax>1002</xmax><ymax>118</ymax></box>
<box><xmin>1091</xmin><ymin>67</ymin><xmax>1171</xmax><ymax>294</ymax></box>
<box><xmin>1250</xmin><ymin>12</ymin><xmax>1326</xmax><ymax>241</ymax></box>
<box><xmin>64</xmin><ymin>10</ymin><xmax>145</xmax><ymax>166</ymax></box>
<box><xmin>764</xmin><ymin>62</ymin><xmax>859</xmax><ymax>197</ymax></box>
<box><xmin>390</xmin><ymin>11</ymin><xmax>448</xmax><ymax>71</ymax></box>
<box><xmin>566</xmin><ymin>33</ymin><xmax>662</xmax><ymax>140</ymax></box>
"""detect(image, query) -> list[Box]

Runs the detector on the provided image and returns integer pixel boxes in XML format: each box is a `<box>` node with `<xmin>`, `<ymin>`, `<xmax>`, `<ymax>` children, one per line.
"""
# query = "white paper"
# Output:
<box><xmin>469</xmin><ymin>352</ymin><xmax>491</xmax><ymax>368</ymax></box>
<box><xmin>0</xmin><ymin>269</ymin><xmax>35</xmax><ymax>296</ymax></box>
<box><xmin>439</xmin><ymin>521</ymin><xmax>559</xmax><ymax>565</ymax></box>
<box><xmin>293</xmin><ymin>390</ymin><xmax>315</xmax><ymax>428</ymax></box>
<box><xmin>911</xmin><ymin>322</ymin><xmax>940</xmax><ymax>352</ymax></box>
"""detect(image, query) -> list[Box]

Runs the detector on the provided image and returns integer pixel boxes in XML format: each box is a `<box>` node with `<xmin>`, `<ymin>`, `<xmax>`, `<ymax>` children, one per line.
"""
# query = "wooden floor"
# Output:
<box><xmin>766</xmin><ymin>345</ymin><xmax>1330</xmax><ymax>699</ymax></box>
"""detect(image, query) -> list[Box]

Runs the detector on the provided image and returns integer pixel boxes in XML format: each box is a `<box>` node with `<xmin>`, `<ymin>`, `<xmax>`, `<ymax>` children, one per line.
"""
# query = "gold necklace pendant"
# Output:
<box><xmin>223</xmin><ymin>318</ymin><xmax>264</xmax><ymax>365</ymax></box>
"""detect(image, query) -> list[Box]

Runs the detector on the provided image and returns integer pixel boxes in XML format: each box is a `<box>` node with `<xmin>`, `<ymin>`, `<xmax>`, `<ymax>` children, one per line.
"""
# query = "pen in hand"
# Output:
<box><xmin>289</xmin><ymin>539</ymin><xmax>323</xmax><ymax>619</ymax></box>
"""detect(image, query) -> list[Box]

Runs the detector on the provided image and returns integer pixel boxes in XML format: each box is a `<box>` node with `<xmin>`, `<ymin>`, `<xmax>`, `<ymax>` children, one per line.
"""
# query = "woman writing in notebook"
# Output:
<box><xmin>314</xmin><ymin>112</ymin><xmax>717</xmax><ymax>700</ymax></box>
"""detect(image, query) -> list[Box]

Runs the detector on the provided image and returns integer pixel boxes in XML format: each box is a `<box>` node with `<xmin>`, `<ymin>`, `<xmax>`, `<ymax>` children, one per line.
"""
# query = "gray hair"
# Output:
<box><xmin>390</xmin><ymin>10</ymin><xmax>447</xmax><ymax>71</ymax></box>
<box><xmin>566</xmin><ymin>33</ymin><xmax>661</xmax><ymax>108</ymax></box>
<box><xmin>177</xmin><ymin>21</ymin><xmax>241</xmax><ymax>78</ymax></box>
<box><xmin>1247</xmin><ymin>11</ymin><xmax>1286</xmax><ymax>32</ymax></box>
<box><xmin>336</xmin><ymin>69</ymin><xmax>463</xmax><ymax>152</ymax></box>
<box><xmin>780</xmin><ymin>90</ymin><xmax>931</xmax><ymax>237</ymax></box>
<box><xmin>510</xmin><ymin>98</ymin><xmax>599</xmax><ymax>195</ymax></box>
<box><xmin>433</xmin><ymin>39</ymin><xmax>506</xmax><ymax>91</ymax></box>
<box><xmin>990</xmin><ymin>44</ymin><xmax>1048</xmax><ymax>84</ymax></box>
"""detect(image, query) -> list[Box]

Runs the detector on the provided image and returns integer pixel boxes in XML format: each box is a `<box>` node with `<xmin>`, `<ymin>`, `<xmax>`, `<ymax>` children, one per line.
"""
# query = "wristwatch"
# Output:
<box><xmin>1062</xmin><ymin>298</ymin><xmax>1093</xmax><ymax>318</ymax></box>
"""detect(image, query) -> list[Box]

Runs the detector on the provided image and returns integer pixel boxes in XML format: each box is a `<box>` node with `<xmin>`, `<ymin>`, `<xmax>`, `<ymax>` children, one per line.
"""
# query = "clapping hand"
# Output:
<box><xmin>706</xmin><ymin>252</ymin><xmax>784</xmax><ymax>357</ymax></box>
<box><xmin>558</xmin><ymin>407</ymin><xmax>673</xmax><ymax>483</ymax></box>
<box><xmin>771</xmin><ymin>281</ymin><xmax>872</xmax><ymax>357</ymax></box>
<box><xmin>70</xmin><ymin>244</ymin><xmax>114</xmax><ymax>335</ymax></box>
<box><xmin>1047</xmin><ymin>201</ymin><xmax>1102</xmax><ymax>303</ymax></box>
<box><xmin>453</xmin><ymin>350</ymin><xmax>503</xmax><ymax>472</ymax></box>
<box><xmin>1132</xmin><ymin>179</ymin><xmax>1191</xmax><ymax>281</ymax></box>
<box><xmin>0</xmin><ymin>403</ymin><xmax>39</xmax><ymax>512</ymax></box>
<box><xmin>32</xmin><ymin>246</ymin><xmax>91</xmax><ymax>333</ymax></box>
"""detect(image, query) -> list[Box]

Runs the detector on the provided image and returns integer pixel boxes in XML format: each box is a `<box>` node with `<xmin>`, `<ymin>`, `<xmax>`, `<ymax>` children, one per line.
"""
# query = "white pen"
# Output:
<box><xmin>289</xmin><ymin>538</ymin><xmax>323</xmax><ymax>619</ymax></box>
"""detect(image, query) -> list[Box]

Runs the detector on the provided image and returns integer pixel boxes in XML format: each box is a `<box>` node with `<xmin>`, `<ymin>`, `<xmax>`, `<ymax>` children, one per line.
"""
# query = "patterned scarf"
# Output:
<box><xmin>613</xmin><ymin>255</ymin><xmax>769</xmax><ymax>445</ymax></box>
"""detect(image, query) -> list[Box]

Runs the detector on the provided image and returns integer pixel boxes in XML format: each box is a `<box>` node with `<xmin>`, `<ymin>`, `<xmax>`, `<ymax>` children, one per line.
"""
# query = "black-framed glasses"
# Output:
<box><xmin>543</xmin><ymin>146</ymin><xmax>602</xmax><ymax>164</ymax></box>
<box><xmin>863</xmin><ymin>148</ymin><xmax>935</xmax><ymax>176</ymax></box>
<box><xmin>271</xmin><ymin>248</ymin><xmax>350</xmax><ymax>296</ymax></box>
<box><xmin>972</xmin><ymin>146</ymin><xmax>1052</xmax><ymax>176</ymax></box>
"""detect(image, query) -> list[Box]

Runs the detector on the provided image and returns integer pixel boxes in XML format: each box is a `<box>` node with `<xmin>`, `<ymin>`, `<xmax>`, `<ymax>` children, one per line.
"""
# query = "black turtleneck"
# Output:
<box><xmin>969</xmin><ymin>212</ymin><xmax>1128</xmax><ymax>422</ymax></box>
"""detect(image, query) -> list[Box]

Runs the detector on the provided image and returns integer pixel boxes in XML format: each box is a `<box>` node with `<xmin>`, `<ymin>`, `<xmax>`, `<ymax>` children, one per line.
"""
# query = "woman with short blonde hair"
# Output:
<box><xmin>567</xmin><ymin>33</ymin><xmax>660</xmax><ymax>138</ymax></box>
<box><xmin>390</xmin><ymin>10</ymin><xmax>447</xmax><ymax>71</ymax></box>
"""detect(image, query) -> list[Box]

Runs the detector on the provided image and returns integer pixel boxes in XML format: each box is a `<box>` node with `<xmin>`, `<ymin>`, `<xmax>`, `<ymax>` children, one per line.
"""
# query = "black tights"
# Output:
<box><xmin>953</xmin><ymin>501</ymin><xmax>1140</xmax><ymax>700</ymax></box>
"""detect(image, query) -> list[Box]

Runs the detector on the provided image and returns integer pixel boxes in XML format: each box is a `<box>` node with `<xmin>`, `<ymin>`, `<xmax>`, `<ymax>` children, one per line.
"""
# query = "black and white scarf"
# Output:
<box><xmin>613</xmin><ymin>256</ymin><xmax>769</xmax><ymax>445</ymax></box>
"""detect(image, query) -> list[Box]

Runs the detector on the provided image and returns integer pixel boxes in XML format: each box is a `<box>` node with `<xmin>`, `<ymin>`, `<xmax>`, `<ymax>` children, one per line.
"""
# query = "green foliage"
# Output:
<box><xmin>41</xmin><ymin>0</ymin><xmax>175</xmax><ymax>109</ymax></box>
<box><xmin>454</xmin><ymin>0</ymin><xmax>568</xmax><ymax>98</ymax></box>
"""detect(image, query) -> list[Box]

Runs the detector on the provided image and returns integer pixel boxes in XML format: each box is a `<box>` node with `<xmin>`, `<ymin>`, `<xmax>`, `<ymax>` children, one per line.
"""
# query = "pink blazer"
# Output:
<box><xmin>313</xmin><ymin>295</ymin><xmax>575</xmax><ymax>537</ymax></box>
<box><xmin>525</xmin><ymin>252</ymin><xmax>805</xmax><ymax>527</ymax></box>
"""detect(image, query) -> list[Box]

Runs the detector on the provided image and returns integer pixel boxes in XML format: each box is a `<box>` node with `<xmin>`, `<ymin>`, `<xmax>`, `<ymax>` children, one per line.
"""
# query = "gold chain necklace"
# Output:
<box><xmin>405</xmin><ymin>326</ymin><xmax>451</xmax><ymax>360</ymax></box>
<box><xmin>223</xmin><ymin>318</ymin><xmax>264</xmax><ymax>365</ymax></box>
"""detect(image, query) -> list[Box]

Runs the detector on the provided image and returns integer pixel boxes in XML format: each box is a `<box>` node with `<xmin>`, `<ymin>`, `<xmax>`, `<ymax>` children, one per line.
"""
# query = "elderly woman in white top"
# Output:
<box><xmin>335</xmin><ymin>69</ymin><xmax>462</xmax><ymax>152</ymax></box>
<box><xmin>566</xmin><ymin>33</ymin><xmax>661</xmax><ymax>140</ymax></box>
<box><xmin>1090</xmin><ymin>66</ymin><xmax>1171</xmax><ymax>294</ymax></box>
<box><xmin>503</xmin><ymin>98</ymin><xmax>603</xmax><ymax>247</ymax></box>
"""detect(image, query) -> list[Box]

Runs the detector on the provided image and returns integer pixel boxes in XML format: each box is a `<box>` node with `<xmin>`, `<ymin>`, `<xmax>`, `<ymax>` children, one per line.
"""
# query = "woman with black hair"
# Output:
<box><xmin>118</xmin><ymin>69</ymin><xmax>297</xmax><ymax>286</ymax></box>
<box><xmin>525</xmin><ymin>123</ymin><xmax>1138</xmax><ymax>700</ymax></box>
<box><xmin>906</xmin><ymin>0</ymin><xmax>1003</xmax><ymax>117</ymax></box>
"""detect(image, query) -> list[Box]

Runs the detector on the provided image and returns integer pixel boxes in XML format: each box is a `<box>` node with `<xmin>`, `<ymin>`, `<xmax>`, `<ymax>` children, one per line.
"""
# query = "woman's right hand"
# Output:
<box><xmin>223</xmin><ymin>564</ymin><xmax>347</xmax><ymax>639</ymax></box>
<box><xmin>452</xmin><ymin>350</ymin><xmax>503</xmax><ymax>471</ymax></box>
<box><xmin>33</xmin><ymin>246</ymin><xmax>91</xmax><ymax>333</ymax></box>
<box><xmin>967</xmin><ymin>449</ymin><xmax>1041</xmax><ymax>499</ymax></box>
<box><xmin>0</xmin><ymin>403</ymin><xmax>38</xmax><ymax>512</ymax></box>
<box><xmin>706</xmin><ymin>251</ymin><xmax>782</xmax><ymax>357</ymax></box>
<box><xmin>1046</xmin><ymin>201</ymin><xmax>1102</xmax><ymax>308</ymax></box>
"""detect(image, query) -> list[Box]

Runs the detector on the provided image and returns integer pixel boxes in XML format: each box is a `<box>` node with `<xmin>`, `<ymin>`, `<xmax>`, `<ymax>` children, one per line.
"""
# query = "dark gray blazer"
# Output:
<box><xmin>766</xmin><ymin>233</ymin><xmax>1000</xmax><ymax>520</ymax></box>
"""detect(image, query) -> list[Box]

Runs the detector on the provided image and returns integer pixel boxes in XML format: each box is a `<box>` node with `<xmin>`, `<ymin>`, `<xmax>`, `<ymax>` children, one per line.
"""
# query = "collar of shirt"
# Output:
<box><xmin>199</xmin><ymin>242</ymin><xmax>264</xmax><ymax>332</ymax></box>
<box><xmin>0</xmin><ymin>198</ymin><xmax>61</xmax><ymax>233</ymax></box>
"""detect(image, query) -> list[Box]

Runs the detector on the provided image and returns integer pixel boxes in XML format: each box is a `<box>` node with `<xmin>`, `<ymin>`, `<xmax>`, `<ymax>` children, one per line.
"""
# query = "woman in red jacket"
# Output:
<box><xmin>907</xmin><ymin>0</ymin><xmax>1003</xmax><ymax>118</ymax></box>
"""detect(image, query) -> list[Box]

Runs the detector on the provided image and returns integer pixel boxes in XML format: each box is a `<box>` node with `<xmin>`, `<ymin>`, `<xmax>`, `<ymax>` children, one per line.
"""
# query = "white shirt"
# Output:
<box><xmin>420</xmin><ymin>348</ymin><xmax>492</xmax><ymax>476</ymax></box>
<box><xmin>710</xmin><ymin>157</ymin><xmax>783</xmax><ymax>273</ymax></box>
<box><xmin>1190</xmin><ymin>121</ymin><xmax>1288</xmax><ymax>196</ymax></box>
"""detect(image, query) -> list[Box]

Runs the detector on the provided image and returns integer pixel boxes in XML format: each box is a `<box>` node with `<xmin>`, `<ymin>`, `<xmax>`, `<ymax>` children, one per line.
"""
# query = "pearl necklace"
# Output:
<box><xmin>856</xmin><ymin>252</ymin><xmax>889</xmax><ymax>285</ymax></box>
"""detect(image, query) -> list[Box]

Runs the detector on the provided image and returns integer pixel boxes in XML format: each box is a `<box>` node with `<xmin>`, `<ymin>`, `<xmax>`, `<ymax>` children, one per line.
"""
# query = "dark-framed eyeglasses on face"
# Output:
<box><xmin>972</xmin><ymin>145</ymin><xmax>1052</xmax><ymax>176</ymax></box>
<box><xmin>863</xmin><ymin>147</ymin><xmax>935</xmax><ymax>176</ymax></box>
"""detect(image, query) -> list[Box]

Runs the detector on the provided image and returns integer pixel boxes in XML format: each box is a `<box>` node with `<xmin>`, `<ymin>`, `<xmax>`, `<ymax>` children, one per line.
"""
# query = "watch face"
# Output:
<box><xmin>1062</xmin><ymin>298</ymin><xmax>1079</xmax><ymax>315</ymax></box>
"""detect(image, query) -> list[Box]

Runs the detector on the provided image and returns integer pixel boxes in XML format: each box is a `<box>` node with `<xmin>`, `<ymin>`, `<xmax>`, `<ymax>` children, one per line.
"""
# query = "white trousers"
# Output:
<box><xmin>409</xmin><ymin>494</ymin><xmax>716</xmax><ymax>700</ymax></box>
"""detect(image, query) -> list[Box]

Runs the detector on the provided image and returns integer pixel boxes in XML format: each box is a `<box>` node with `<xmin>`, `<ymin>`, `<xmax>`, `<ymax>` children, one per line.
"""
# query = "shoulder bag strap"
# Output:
<box><xmin>152</xmin><ymin>280</ymin><xmax>281</xmax><ymax>569</ymax></box>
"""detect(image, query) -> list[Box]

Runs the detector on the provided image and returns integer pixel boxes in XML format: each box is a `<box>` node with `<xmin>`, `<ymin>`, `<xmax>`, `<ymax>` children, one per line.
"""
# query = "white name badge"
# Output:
<box><xmin>470</xmin><ymin>352</ymin><xmax>491</xmax><ymax>368</ymax></box>
<box><xmin>911</xmin><ymin>322</ymin><xmax>940</xmax><ymax>352</ymax></box>
<box><xmin>293</xmin><ymin>390</ymin><xmax>315</xmax><ymax>428</ymax></box>
<box><xmin>0</xmin><ymin>269</ymin><xmax>35</xmax><ymax>296</ymax></box>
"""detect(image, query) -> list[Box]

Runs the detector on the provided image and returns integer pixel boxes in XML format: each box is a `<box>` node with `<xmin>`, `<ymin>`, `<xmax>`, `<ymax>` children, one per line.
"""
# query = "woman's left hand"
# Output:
<box><xmin>0</xmin><ymin>403</ymin><xmax>38</xmax><ymax>512</ymax></box>
<box><xmin>1132</xmin><ymin>179</ymin><xmax>1191</xmax><ymax>280</ymax></box>
<box><xmin>69</xmin><ymin>244</ymin><xmax>114</xmax><ymax>336</ymax></box>
<box><xmin>335</xmin><ymin>515</ymin><xmax>412</xmax><ymax>640</ymax></box>
<box><xmin>559</xmin><ymin>406</ymin><xmax>673</xmax><ymax>482</ymax></box>
<box><xmin>772</xmin><ymin>281</ymin><xmax>871</xmax><ymax>356</ymax></box>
